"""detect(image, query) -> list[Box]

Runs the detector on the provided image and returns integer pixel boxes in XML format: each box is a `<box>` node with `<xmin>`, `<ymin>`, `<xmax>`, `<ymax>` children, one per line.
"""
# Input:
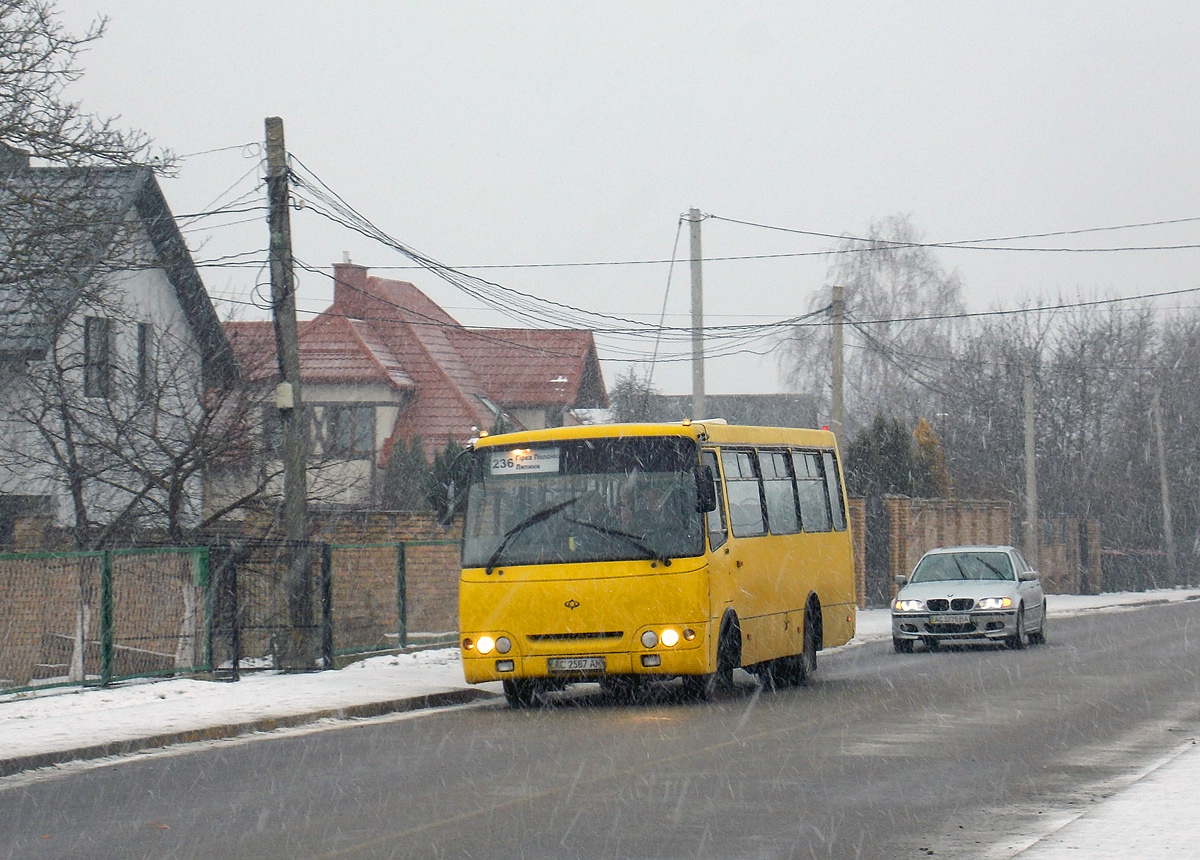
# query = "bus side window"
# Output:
<box><xmin>822</xmin><ymin>451</ymin><xmax>847</xmax><ymax>531</ymax></box>
<box><xmin>722</xmin><ymin>449</ymin><xmax>766</xmax><ymax>537</ymax></box>
<box><xmin>760</xmin><ymin>449</ymin><xmax>800</xmax><ymax>535</ymax></box>
<box><xmin>792</xmin><ymin>450</ymin><xmax>832</xmax><ymax>532</ymax></box>
<box><xmin>702</xmin><ymin>450</ymin><xmax>727</xmax><ymax>550</ymax></box>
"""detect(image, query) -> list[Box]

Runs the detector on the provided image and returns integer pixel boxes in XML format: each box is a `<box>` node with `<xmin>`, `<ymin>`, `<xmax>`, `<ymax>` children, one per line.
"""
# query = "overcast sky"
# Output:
<box><xmin>59</xmin><ymin>1</ymin><xmax>1200</xmax><ymax>395</ymax></box>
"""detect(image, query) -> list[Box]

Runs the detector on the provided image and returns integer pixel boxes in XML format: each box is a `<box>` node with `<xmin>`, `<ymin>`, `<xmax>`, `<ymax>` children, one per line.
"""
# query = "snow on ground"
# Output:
<box><xmin>0</xmin><ymin>647</ymin><xmax>488</xmax><ymax>761</ymax></box>
<box><xmin>1</xmin><ymin>587</ymin><xmax>1198</xmax><ymax>857</ymax></box>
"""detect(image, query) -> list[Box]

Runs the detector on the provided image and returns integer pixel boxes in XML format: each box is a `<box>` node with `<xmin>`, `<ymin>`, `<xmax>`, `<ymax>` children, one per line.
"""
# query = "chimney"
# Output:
<box><xmin>332</xmin><ymin>259</ymin><xmax>369</xmax><ymax>309</ymax></box>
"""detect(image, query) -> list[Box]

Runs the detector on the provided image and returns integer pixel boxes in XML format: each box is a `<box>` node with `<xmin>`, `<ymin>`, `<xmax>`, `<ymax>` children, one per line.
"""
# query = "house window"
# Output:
<box><xmin>326</xmin><ymin>405</ymin><xmax>374</xmax><ymax>457</ymax></box>
<box><xmin>83</xmin><ymin>316</ymin><xmax>112</xmax><ymax>399</ymax></box>
<box><xmin>136</xmin><ymin>322</ymin><xmax>153</xmax><ymax>400</ymax></box>
<box><xmin>262</xmin><ymin>406</ymin><xmax>283</xmax><ymax>452</ymax></box>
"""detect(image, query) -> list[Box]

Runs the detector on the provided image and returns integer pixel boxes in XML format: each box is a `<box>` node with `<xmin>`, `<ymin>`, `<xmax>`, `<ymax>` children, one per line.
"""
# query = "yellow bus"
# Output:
<box><xmin>458</xmin><ymin>421</ymin><xmax>856</xmax><ymax>706</ymax></box>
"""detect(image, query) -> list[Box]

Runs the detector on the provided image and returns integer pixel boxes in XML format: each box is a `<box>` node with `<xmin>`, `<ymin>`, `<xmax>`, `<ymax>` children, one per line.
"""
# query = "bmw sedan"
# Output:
<box><xmin>891</xmin><ymin>545</ymin><xmax>1047</xmax><ymax>652</ymax></box>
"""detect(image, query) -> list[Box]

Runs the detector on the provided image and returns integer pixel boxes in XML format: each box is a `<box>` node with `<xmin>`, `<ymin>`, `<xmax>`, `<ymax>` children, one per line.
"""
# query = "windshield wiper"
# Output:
<box><xmin>564</xmin><ymin>517</ymin><xmax>672</xmax><ymax>567</ymax></box>
<box><xmin>485</xmin><ymin>497</ymin><xmax>579</xmax><ymax>574</ymax></box>
<box><xmin>975</xmin><ymin>557</ymin><xmax>1007</xmax><ymax>580</ymax></box>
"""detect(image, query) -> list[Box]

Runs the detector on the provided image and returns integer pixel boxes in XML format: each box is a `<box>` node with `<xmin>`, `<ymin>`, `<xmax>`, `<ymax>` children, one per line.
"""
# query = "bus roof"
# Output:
<box><xmin>472</xmin><ymin>421</ymin><xmax>839</xmax><ymax>451</ymax></box>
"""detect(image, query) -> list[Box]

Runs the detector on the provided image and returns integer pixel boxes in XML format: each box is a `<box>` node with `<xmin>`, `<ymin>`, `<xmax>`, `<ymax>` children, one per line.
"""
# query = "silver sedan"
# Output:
<box><xmin>891</xmin><ymin>545</ymin><xmax>1047</xmax><ymax>652</ymax></box>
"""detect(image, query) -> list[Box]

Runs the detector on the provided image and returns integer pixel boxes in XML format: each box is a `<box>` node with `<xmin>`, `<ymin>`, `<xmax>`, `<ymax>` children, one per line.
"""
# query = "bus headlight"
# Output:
<box><xmin>477</xmin><ymin>636</ymin><xmax>496</xmax><ymax>655</ymax></box>
<box><xmin>496</xmin><ymin>636</ymin><xmax>512</xmax><ymax>654</ymax></box>
<box><xmin>640</xmin><ymin>630</ymin><xmax>658</xmax><ymax>648</ymax></box>
<box><xmin>660</xmin><ymin>628</ymin><xmax>679</xmax><ymax>647</ymax></box>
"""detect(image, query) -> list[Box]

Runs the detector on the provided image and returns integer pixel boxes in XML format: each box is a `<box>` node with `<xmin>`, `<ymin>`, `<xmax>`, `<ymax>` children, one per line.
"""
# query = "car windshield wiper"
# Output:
<box><xmin>975</xmin><ymin>557</ymin><xmax>1008</xmax><ymax>580</ymax></box>
<box><xmin>564</xmin><ymin>517</ymin><xmax>672</xmax><ymax>567</ymax></box>
<box><xmin>952</xmin><ymin>556</ymin><xmax>969</xmax><ymax>579</ymax></box>
<box><xmin>485</xmin><ymin>496</ymin><xmax>579</xmax><ymax>574</ymax></box>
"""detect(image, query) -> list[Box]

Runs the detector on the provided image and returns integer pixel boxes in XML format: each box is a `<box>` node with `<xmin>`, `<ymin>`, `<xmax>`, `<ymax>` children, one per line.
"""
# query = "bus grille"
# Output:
<box><xmin>527</xmin><ymin>631</ymin><xmax>624</xmax><ymax>642</ymax></box>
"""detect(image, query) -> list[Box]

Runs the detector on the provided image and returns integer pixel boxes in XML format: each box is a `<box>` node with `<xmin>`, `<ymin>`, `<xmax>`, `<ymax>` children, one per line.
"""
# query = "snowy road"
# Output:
<box><xmin>1</xmin><ymin>599</ymin><xmax>1198</xmax><ymax>859</ymax></box>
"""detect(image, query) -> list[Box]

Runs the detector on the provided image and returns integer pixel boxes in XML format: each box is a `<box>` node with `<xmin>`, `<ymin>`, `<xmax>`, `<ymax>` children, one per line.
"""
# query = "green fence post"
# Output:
<box><xmin>396</xmin><ymin>543</ymin><xmax>407</xmax><ymax>650</ymax></box>
<box><xmin>100</xmin><ymin>550</ymin><xmax>114</xmax><ymax>687</ymax></box>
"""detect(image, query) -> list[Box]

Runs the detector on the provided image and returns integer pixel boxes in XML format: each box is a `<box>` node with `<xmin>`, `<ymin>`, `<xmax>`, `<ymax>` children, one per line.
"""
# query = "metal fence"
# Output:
<box><xmin>0</xmin><ymin>547</ymin><xmax>208</xmax><ymax>693</ymax></box>
<box><xmin>0</xmin><ymin>539</ymin><xmax>461</xmax><ymax>694</ymax></box>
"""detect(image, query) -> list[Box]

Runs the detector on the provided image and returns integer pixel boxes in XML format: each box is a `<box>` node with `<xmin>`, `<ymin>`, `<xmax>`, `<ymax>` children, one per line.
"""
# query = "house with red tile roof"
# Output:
<box><xmin>221</xmin><ymin>263</ymin><xmax>607</xmax><ymax>507</ymax></box>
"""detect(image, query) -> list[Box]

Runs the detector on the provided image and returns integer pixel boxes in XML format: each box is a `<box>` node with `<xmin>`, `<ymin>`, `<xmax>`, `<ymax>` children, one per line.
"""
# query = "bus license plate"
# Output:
<box><xmin>930</xmin><ymin>614</ymin><xmax>970</xmax><ymax>625</ymax></box>
<box><xmin>548</xmin><ymin>657</ymin><xmax>605</xmax><ymax>673</ymax></box>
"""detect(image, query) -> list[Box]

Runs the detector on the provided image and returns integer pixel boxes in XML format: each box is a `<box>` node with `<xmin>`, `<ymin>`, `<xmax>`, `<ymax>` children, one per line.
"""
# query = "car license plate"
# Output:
<box><xmin>930</xmin><ymin>614</ymin><xmax>970</xmax><ymax>625</ymax></box>
<box><xmin>547</xmin><ymin>656</ymin><xmax>605</xmax><ymax>673</ymax></box>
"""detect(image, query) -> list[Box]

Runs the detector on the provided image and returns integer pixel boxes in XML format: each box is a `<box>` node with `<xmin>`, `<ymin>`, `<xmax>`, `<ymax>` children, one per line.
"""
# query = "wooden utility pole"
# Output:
<box><xmin>265</xmin><ymin>116</ymin><xmax>313</xmax><ymax>668</ymax></box>
<box><xmin>1152</xmin><ymin>387</ymin><xmax>1178</xmax><ymax>583</ymax></box>
<box><xmin>688</xmin><ymin>208</ymin><xmax>705</xmax><ymax>420</ymax></box>
<box><xmin>1023</xmin><ymin>358</ymin><xmax>1039</xmax><ymax>569</ymax></box>
<box><xmin>831</xmin><ymin>285</ymin><xmax>844</xmax><ymax>447</ymax></box>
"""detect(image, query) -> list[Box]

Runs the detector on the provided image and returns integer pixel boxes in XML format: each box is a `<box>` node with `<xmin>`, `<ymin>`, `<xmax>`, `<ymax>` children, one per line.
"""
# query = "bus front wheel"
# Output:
<box><xmin>503</xmin><ymin>679</ymin><xmax>541</xmax><ymax>708</ymax></box>
<box><xmin>685</xmin><ymin>616</ymin><xmax>739</xmax><ymax>701</ymax></box>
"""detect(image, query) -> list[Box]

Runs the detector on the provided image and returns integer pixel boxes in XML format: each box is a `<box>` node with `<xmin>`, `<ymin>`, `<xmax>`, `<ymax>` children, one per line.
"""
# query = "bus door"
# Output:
<box><xmin>701</xmin><ymin>448</ymin><xmax>735</xmax><ymax>662</ymax></box>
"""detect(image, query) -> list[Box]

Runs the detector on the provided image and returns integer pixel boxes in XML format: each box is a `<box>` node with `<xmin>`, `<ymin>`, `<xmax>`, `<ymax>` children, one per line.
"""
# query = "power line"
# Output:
<box><xmin>706</xmin><ymin>213</ymin><xmax>1200</xmax><ymax>253</ymax></box>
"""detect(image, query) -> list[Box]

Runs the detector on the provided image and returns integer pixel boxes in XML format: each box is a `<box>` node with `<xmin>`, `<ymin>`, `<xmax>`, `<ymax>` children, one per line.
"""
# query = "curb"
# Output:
<box><xmin>0</xmin><ymin>687</ymin><xmax>498</xmax><ymax>778</ymax></box>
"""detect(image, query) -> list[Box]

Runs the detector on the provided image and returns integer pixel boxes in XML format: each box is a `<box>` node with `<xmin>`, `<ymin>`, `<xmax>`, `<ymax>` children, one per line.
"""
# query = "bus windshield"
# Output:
<box><xmin>462</xmin><ymin>436</ymin><xmax>704</xmax><ymax>569</ymax></box>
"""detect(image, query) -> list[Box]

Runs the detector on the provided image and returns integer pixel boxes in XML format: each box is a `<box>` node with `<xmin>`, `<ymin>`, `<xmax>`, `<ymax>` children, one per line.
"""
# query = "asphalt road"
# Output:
<box><xmin>2</xmin><ymin>601</ymin><xmax>1199</xmax><ymax>860</ymax></box>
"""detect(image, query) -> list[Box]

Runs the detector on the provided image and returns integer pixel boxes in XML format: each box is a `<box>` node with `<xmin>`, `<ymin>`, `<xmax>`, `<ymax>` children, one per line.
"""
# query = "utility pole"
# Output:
<box><xmin>265</xmin><ymin>116</ymin><xmax>313</xmax><ymax>669</ymax></box>
<box><xmin>1152</xmin><ymin>387</ymin><xmax>1178</xmax><ymax>583</ymax></box>
<box><xmin>1023</xmin><ymin>357</ymin><xmax>1039</xmax><ymax>569</ymax></box>
<box><xmin>688</xmin><ymin>208</ymin><xmax>705</xmax><ymax>420</ymax></box>
<box><xmin>831</xmin><ymin>285</ymin><xmax>844</xmax><ymax>446</ymax></box>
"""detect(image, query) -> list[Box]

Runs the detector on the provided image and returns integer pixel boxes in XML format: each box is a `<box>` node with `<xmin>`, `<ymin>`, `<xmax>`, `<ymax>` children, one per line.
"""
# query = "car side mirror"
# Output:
<box><xmin>695</xmin><ymin>465</ymin><xmax>717</xmax><ymax>513</ymax></box>
<box><xmin>893</xmin><ymin>575</ymin><xmax>908</xmax><ymax>587</ymax></box>
<box><xmin>1019</xmin><ymin>569</ymin><xmax>1039</xmax><ymax>582</ymax></box>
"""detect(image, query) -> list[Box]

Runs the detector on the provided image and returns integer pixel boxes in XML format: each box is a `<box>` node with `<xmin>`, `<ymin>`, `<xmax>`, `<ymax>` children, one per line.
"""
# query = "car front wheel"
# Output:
<box><xmin>1006</xmin><ymin>606</ymin><xmax>1027</xmax><ymax>650</ymax></box>
<box><xmin>893</xmin><ymin>637</ymin><xmax>914</xmax><ymax>653</ymax></box>
<box><xmin>1028</xmin><ymin>601</ymin><xmax>1047</xmax><ymax>645</ymax></box>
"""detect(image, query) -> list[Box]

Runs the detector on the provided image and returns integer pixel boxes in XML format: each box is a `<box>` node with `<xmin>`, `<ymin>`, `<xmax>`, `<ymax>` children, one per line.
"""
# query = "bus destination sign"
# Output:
<box><xmin>489</xmin><ymin>447</ymin><xmax>561</xmax><ymax>475</ymax></box>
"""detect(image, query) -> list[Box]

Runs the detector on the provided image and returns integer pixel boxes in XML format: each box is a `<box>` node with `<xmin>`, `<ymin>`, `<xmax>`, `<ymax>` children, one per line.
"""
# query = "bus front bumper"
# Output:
<box><xmin>461</xmin><ymin>634</ymin><xmax>711</xmax><ymax>684</ymax></box>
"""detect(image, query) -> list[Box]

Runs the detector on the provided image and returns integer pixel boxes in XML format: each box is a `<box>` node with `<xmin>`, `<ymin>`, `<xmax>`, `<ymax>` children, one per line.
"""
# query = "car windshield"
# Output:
<box><xmin>462</xmin><ymin>436</ymin><xmax>704</xmax><ymax>568</ymax></box>
<box><xmin>909</xmin><ymin>551</ymin><xmax>1015</xmax><ymax>582</ymax></box>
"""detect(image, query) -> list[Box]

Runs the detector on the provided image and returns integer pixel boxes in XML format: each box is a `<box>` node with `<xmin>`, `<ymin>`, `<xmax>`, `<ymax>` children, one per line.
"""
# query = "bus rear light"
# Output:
<box><xmin>660</xmin><ymin>628</ymin><xmax>679</xmax><ymax>647</ymax></box>
<box><xmin>640</xmin><ymin>630</ymin><xmax>658</xmax><ymax>648</ymax></box>
<box><xmin>477</xmin><ymin>636</ymin><xmax>496</xmax><ymax>655</ymax></box>
<box><xmin>496</xmin><ymin>660</ymin><xmax>515</xmax><ymax>672</ymax></box>
<box><xmin>496</xmin><ymin>636</ymin><xmax>512</xmax><ymax>654</ymax></box>
<box><xmin>641</xmin><ymin>654</ymin><xmax>661</xmax><ymax>667</ymax></box>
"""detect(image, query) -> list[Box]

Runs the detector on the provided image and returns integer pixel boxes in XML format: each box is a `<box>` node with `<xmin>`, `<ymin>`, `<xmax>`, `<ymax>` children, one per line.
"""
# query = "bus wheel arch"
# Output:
<box><xmin>686</xmin><ymin>609</ymin><xmax>740</xmax><ymax>700</ymax></box>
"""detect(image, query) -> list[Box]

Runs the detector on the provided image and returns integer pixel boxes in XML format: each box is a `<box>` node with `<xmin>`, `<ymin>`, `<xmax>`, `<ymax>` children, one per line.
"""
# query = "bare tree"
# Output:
<box><xmin>780</xmin><ymin>214</ymin><xmax>965</xmax><ymax>434</ymax></box>
<box><xmin>0</xmin><ymin>0</ymin><xmax>161</xmax><ymax>167</ymax></box>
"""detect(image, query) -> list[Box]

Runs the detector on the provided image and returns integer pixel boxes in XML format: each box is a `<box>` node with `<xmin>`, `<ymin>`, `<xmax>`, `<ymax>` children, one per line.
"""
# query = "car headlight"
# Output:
<box><xmin>893</xmin><ymin>599</ymin><xmax>926</xmax><ymax>612</ymax></box>
<box><xmin>977</xmin><ymin>597</ymin><xmax>1013</xmax><ymax>610</ymax></box>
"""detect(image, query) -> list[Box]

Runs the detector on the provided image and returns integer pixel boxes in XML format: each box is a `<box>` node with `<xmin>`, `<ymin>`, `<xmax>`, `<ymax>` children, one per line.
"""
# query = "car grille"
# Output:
<box><xmin>925</xmin><ymin>598</ymin><xmax>976</xmax><ymax>612</ymax></box>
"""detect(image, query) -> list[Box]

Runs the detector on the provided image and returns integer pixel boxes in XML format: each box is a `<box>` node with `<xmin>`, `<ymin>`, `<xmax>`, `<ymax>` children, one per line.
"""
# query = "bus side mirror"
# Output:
<box><xmin>695</xmin><ymin>465</ymin><xmax>717</xmax><ymax>513</ymax></box>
